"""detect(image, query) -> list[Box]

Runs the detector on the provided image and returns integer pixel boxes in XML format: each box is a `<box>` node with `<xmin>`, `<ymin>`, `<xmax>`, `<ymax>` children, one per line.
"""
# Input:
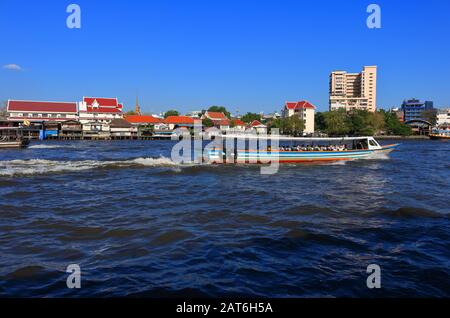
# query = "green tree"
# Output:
<box><xmin>314</xmin><ymin>112</ymin><xmax>326</xmax><ymax>132</ymax></box>
<box><xmin>384</xmin><ymin>111</ymin><xmax>411</xmax><ymax>136</ymax></box>
<box><xmin>268</xmin><ymin>117</ymin><xmax>304</xmax><ymax>136</ymax></box>
<box><xmin>164</xmin><ymin>109</ymin><xmax>180</xmax><ymax>118</ymax></box>
<box><xmin>202</xmin><ymin>117</ymin><xmax>214</xmax><ymax>128</ymax></box>
<box><xmin>208</xmin><ymin>106</ymin><xmax>231</xmax><ymax>118</ymax></box>
<box><xmin>323</xmin><ymin>109</ymin><xmax>350</xmax><ymax>136</ymax></box>
<box><xmin>347</xmin><ymin>110</ymin><xmax>375</xmax><ymax>136</ymax></box>
<box><xmin>241</xmin><ymin>112</ymin><xmax>261</xmax><ymax>123</ymax></box>
<box><xmin>421</xmin><ymin>109</ymin><xmax>437</xmax><ymax>126</ymax></box>
<box><xmin>284</xmin><ymin>116</ymin><xmax>305</xmax><ymax>136</ymax></box>
<box><xmin>0</xmin><ymin>101</ymin><xmax>7</xmax><ymax>118</ymax></box>
<box><xmin>125</xmin><ymin>110</ymin><xmax>137</xmax><ymax>115</ymax></box>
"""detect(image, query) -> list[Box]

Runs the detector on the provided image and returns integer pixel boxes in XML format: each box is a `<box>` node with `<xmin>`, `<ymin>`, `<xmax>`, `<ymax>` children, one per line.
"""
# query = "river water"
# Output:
<box><xmin>0</xmin><ymin>139</ymin><xmax>448</xmax><ymax>297</ymax></box>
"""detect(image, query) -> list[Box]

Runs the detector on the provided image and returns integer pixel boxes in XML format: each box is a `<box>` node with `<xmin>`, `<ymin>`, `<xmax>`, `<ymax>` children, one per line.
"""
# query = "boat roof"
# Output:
<box><xmin>220</xmin><ymin>134</ymin><xmax>373</xmax><ymax>141</ymax></box>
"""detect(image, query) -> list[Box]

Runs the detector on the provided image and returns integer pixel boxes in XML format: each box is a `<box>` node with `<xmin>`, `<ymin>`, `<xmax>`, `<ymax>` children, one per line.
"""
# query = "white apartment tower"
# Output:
<box><xmin>329</xmin><ymin>66</ymin><xmax>377</xmax><ymax>112</ymax></box>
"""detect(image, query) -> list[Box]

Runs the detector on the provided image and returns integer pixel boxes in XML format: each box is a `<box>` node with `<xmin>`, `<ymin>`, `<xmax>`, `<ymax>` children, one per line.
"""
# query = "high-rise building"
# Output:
<box><xmin>401</xmin><ymin>99</ymin><xmax>434</xmax><ymax>122</ymax></box>
<box><xmin>329</xmin><ymin>66</ymin><xmax>377</xmax><ymax>112</ymax></box>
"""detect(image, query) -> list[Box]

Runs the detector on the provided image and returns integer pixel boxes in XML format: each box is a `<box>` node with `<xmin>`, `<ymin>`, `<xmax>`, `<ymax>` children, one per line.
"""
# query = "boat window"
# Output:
<box><xmin>369</xmin><ymin>140</ymin><xmax>378</xmax><ymax>147</ymax></box>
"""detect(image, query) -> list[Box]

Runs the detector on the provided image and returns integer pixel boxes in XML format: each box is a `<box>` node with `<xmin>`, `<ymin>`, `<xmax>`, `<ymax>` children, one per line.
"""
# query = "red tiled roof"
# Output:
<box><xmin>205</xmin><ymin>111</ymin><xmax>227</xmax><ymax>120</ymax></box>
<box><xmin>250</xmin><ymin>120</ymin><xmax>266</xmax><ymax>127</ymax></box>
<box><xmin>84</xmin><ymin>97</ymin><xmax>118</xmax><ymax>107</ymax></box>
<box><xmin>125</xmin><ymin>115</ymin><xmax>163</xmax><ymax>124</ymax></box>
<box><xmin>86</xmin><ymin>106</ymin><xmax>122</xmax><ymax>113</ymax></box>
<box><xmin>232</xmin><ymin>119</ymin><xmax>245</xmax><ymax>126</ymax></box>
<box><xmin>83</xmin><ymin>97</ymin><xmax>123</xmax><ymax>113</ymax></box>
<box><xmin>214</xmin><ymin>119</ymin><xmax>230</xmax><ymax>126</ymax></box>
<box><xmin>7</xmin><ymin>100</ymin><xmax>77</xmax><ymax>113</ymax></box>
<box><xmin>164</xmin><ymin>116</ymin><xmax>195</xmax><ymax>124</ymax></box>
<box><xmin>285</xmin><ymin>101</ymin><xmax>316</xmax><ymax>110</ymax></box>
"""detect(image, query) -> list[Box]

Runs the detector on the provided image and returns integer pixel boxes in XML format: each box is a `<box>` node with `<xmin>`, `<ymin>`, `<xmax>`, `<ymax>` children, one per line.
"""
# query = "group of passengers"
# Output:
<box><xmin>274</xmin><ymin>144</ymin><xmax>348</xmax><ymax>152</ymax></box>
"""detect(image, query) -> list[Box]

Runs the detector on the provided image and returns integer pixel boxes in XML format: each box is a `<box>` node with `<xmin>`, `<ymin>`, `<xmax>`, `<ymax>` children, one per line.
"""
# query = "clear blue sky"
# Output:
<box><xmin>1</xmin><ymin>0</ymin><xmax>449</xmax><ymax>114</ymax></box>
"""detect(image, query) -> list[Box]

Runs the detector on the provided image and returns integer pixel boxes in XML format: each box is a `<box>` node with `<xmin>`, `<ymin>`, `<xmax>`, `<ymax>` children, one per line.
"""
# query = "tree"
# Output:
<box><xmin>241</xmin><ymin>112</ymin><xmax>261</xmax><ymax>123</ymax></box>
<box><xmin>323</xmin><ymin>109</ymin><xmax>350</xmax><ymax>136</ymax></box>
<box><xmin>347</xmin><ymin>109</ymin><xmax>379</xmax><ymax>136</ymax></box>
<box><xmin>0</xmin><ymin>101</ymin><xmax>7</xmax><ymax>119</ymax></box>
<box><xmin>202</xmin><ymin>117</ymin><xmax>214</xmax><ymax>128</ymax></box>
<box><xmin>314</xmin><ymin>112</ymin><xmax>326</xmax><ymax>132</ymax></box>
<box><xmin>125</xmin><ymin>110</ymin><xmax>137</xmax><ymax>115</ymax></box>
<box><xmin>421</xmin><ymin>109</ymin><xmax>437</xmax><ymax>126</ymax></box>
<box><xmin>207</xmin><ymin>106</ymin><xmax>231</xmax><ymax>119</ymax></box>
<box><xmin>268</xmin><ymin>117</ymin><xmax>304</xmax><ymax>136</ymax></box>
<box><xmin>164</xmin><ymin>109</ymin><xmax>180</xmax><ymax>118</ymax></box>
<box><xmin>284</xmin><ymin>116</ymin><xmax>305</xmax><ymax>136</ymax></box>
<box><xmin>384</xmin><ymin>111</ymin><xmax>411</xmax><ymax>136</ymax></box>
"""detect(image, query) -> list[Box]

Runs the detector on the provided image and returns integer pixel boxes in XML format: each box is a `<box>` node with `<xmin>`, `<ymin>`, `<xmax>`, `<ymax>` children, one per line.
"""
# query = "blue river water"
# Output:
<box><xmin>0</xmin><ymin>139</ymin><xmax>449</xmax><ymax>297</ymax></box>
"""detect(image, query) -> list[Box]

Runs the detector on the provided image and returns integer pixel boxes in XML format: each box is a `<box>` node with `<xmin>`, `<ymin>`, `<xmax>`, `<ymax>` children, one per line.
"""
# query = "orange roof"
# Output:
<box><xmin>215</xmin><ymin>119</ymin><xmax>230</xmax><ymax>126</ymax></box>
<box><xmin>232</xmin><ymin>119</ymin><xmax>245</xmax><ymax>126</ymax></box>
<box><xmin>285</xmin><ymin>101</ymin><xmax>316</xmax><ymax>110</ymax></box>
<box><xmin>206</xmin><ymin>111</ymin><xmax>227</xmax><ymax>120</ymax></box>
<box><xmin>250</xmin><ymin>120</ymin><xmax>266</xmax><ymax>127</ymax></box>
<box><xmin>164</xmin><ymin>116</ymin><xmax>195</xmax><ymax>124</ymax></box>
<box><xmin>125</xmin><ymin>115</ymin><xmax>162</xmax><ymax>124</ymax></box>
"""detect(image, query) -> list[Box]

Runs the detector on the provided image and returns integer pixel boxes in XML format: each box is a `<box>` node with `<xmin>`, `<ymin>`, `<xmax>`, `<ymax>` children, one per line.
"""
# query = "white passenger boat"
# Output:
<box><xmin>207</xmin><ymin>136</ymin><xmax>398</xmax><ymax>164</ymax></box>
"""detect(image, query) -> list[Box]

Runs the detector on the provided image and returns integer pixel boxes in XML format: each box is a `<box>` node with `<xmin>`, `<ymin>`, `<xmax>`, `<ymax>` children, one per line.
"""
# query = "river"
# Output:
<box><xmin>0</xmin><ymin>139</ymin><xmax>448</xmax><ymax>297</ymax></box>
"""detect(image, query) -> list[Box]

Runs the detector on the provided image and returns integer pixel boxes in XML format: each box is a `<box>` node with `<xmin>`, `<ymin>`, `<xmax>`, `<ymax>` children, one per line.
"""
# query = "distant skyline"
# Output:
<box><xmin>1</xmin><ymin>0</ymin><xmax>450</xmax><ymax>114</ymax></box>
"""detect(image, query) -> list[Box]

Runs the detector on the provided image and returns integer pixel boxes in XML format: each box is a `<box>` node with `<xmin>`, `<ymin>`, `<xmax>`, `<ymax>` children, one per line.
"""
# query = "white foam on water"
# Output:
<box><xmin>131</xmin><ymin>157</ymin><xmax>178</xmax><ymax>166</ymax></box>
<box><xmin>0</xmin><ymin>156</ymin><xmax>181</xmax><ymax>177</ymax></box>
<box><xmin>324</xmin><ymin>160</ymin><xmax>350</xmax><ymax>166</ymax></box>
<box><xmin>28</xmin><ymin>144</ymin><xmax>66</xmax><ymax>149</ymax></box>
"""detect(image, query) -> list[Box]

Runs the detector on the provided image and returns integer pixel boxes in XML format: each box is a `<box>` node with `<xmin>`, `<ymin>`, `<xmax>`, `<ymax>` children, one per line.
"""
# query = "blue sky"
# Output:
<box><xmin>1</xmin><ymin>0</ymin><xmax>449</xmax><ymax>114</ymax></box>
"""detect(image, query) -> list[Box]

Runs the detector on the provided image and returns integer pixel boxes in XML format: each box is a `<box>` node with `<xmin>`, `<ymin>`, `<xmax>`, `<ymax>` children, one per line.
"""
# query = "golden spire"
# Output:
<box><xmin>135</xmin><ymin>95</ymin><xmax>141</xmax><ymax>115</ymax></box>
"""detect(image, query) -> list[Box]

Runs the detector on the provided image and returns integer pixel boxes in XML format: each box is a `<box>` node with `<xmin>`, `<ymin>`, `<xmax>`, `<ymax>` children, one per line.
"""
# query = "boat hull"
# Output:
<box><xmin>429</xmin><ymin>134</ymin><xmax>450</xmax><ymax>140</ymax></box>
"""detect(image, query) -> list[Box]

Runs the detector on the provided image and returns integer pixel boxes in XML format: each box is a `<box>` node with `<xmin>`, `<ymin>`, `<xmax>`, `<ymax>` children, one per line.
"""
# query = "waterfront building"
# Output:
<box><xmin>329</xmin><ymin>66</ymin><xmax>377</xmax><ymax>112</ymax></box>
<box><xmin>401</xmin><ymin>98</ymin><xmax>434</xmax><ymax>122</ymax></box>
<box><xmin>231</xmin><ymin>119</ymin><xmax>246</xmax><ymax>132</ymax></box>
<box><xmin>110</xmin><ymin>118</ymin><xmax>133</xmax><ymax>139</ymax></box>
<box><xmin>202</xmin><ymin>111</ymin><xmax>230</xmax><ymax>130</ymax></box>
<box><xmin>249</xmin><ymin>120</ymin><xmax>267</xmax><ymax>134</ymax></box>
<box><xmin>78</xmin><ymin>97</ymin><xmax>124</xmax><ymax>139</ymax></box>
<box><xmin>282</xmin><ymin>101</ymin><xmax>316</xmax><ymax>134</ymax></box>
<box><xmin>60</xmin><ymin>120</ymin><xmax>83</xmax><ymax>139</ymax></box>
<box><xmin>124</xmin><ymin>114</ymin><xmax>168</xmax><ymax>138</ymax></box>
<box><xmin>436</xmin><ymin>108</ymin><xmax>450</xmax><ymax>128</ymax></box>
<box><xmin>78</xmin><ymin>97</ymin><xmax>123</xmax><ymax>123</ymax></box>
<box><xmin>6</xmin><ymin>100</ymin><xmax>78</xmax><ymax>122</ymax></box>
<box><xmin>164</xmin><ymin>115</ymin><xmax>195</xmax><ymax>130</ymax></box>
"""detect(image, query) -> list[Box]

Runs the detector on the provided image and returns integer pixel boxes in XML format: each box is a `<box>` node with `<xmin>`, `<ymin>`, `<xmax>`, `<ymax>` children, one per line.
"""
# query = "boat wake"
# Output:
<box><xmin>0</xmin><ymin>157</ymin><xmax>181</xmax><ymax>177</ymax></box>
<box><xmin>28</xmin><ymin>145</ymin><xmax>66</xmax><ymax>149</ymax></box>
